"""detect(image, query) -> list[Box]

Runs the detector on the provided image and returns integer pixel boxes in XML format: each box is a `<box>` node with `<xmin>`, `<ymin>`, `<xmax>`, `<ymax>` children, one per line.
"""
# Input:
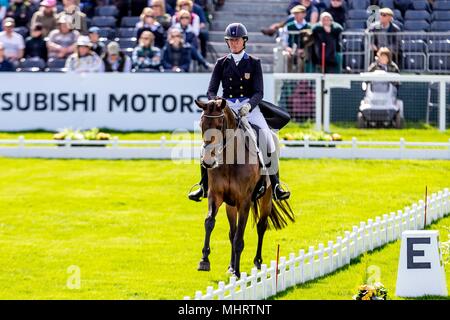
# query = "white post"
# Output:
<box><xmin>344</xmin><ymin>231</ymin><xmax>351</xmax><ymax>264</ymax></box>
<box><xmin>327</xmin><ymin>241</ymin><xmax>334</xmax><ymax>272</ymax></box>
<box><xmin>218</xmin><ymin>281</ymin><xmax>225</xmax><ymax>300</ymax></box>
<box><xmin>270</xmin><ymin>260</ymin><xmax>277</xmax><ymax>295</ymax></box>
<box><xmin>250</xmin><ymin>268</ymin><xmax>258</xmax><ymax>300</ymax></box>
<box><xmin>206</xmin><ymin>286</ymin><xmax>214</xmax><ymax>300</ymax></box>
<box><xmin>444</xmin><ymin>188</ymin><xmax>449</xmax><ymax>215</ymax></box>
<box><xmin>323</xmin><ymin>83</ymin><xmax>330</xmax><ymax>132</ymax></box>
<box><xmin>352</xmin><ymin>226</ymin><xmax>359</xmax><ymax>258</ymax></box>
<box><xmin>418</xmin><ymin>200</ymin><xmax>425</xmax><ymax>229</ymax></box>
<box><xmin>318</xmin><ymin>243</ymin><xmax>325</xmax><ymax>277</ymax></box>
<box><xmin>240</xmin><ymin>272</ymin><xmax>247</xmax><ymax>300</ymax></box>
<box><xmin>439</xmin><ymin>80</ymin><xmax>446</xmax><ymax>132</ymax></box>
<box><xmin>375</xmin><ymin>217</ymin><xmax>381</xmax><ymax>247</ymax></box>
<box><xmin>368</xmin><ymin>219</ymin><xmax>374</xmax><ymax>251</ymax></box>
<box><xmin>308</xmin><ymin>246</ymin><xmax>315</xmax><ymax>280</ymax></box>
<box><xmin>315</xmin><ymin>77</ymin><xmax>322</xmax><ymax>131</ymax></box>
<box><xmin>18</xmin><ymin>135</ymin><xmax>25</xmax><ymax>149</ymax></box>
<box><xmin>382</xmin><ymin>214</ymin><xmax>389</xmax><ymax>244</ymax></box>
<box><xmin>411</xmin><ymin>204</ymin><xmax>418</xmax><ymax>230</ymax></box>
<box><xmin>298</xmin><ymin>249</ymin><xmax>305</xmax><ymax>284</ymax></box>
<box><xmin>437</xmin><ymin>191</ymin><xmax>443</xmax><ymax>219</ymax></box>
<box><xmin>261</xmin><ymin>264</ymin><xmax>268</xmax><ymax>299</ymax></box>
<box><xmin>113</xmin><ymin>136</ymin><xmax>119</xmax><ymax>148</ymax></box>
<box><xmin>289</xmin><ymin>253</ymin><xmax>296</xmax><ymax>288</ymax></box>
<box><xmin>351</xmin><ymin>137</ymin><xmax>357</xmax><ymax>158</ymax></box>
<box><xmin>397</xmin><ymin>210</ymin><xmax>404</xmax><ymax>237</ymax></box>
<box><xmin>160</xmin><ymin>135</ymin><xmax>166</xmax><ymax>148</ymax></box>
<box><xmin>390</xmin><ymin>212</ymin><xmax>397</xmax><ymax>240</ymax></box>
<box><xmin>399</xmin><ymin>137</ymin><xmax>405</xmax><ymax>159</ymax></box>
<box><xmin>360</xmin><ymin>222</ymin><xmax>366</xmax><ymax>252</ymax></box>
<box><xmin>229</xmin><ymin>276</ymin><xmax>237</xmax><ymax>300</ymax></box>
<box><xmin>279</xmin><ymin>257</ymin><xmax>286</xmax><ymax>291</ymax></box>
<box><xmin>195</xmin><ymin>291</ymin><xmax>203</xmax><ymax>300</ymax></box>
<box><xmin>336</xmin><ymin>237</ymin><xmax>343</xmax><ymax>268</ymax></box>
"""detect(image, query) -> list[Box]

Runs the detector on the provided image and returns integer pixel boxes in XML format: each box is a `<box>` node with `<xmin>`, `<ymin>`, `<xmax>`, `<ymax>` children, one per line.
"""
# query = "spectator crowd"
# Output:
<box><xmin>0</xmin><ymin>0</ymin><xmax>213</xmax><ymax>72</ymax></box>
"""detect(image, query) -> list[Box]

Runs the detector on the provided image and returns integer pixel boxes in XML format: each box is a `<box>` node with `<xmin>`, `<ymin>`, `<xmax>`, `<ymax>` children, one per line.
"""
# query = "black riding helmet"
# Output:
<box><xmin>224</xmin><ymin>23</ymin><xmax>248</xmax><ymax>49</ymax></box>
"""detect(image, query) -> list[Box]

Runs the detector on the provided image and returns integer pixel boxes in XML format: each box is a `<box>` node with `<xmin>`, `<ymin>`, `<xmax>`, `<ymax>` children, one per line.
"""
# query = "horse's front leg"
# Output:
<box><xmin>198</xmin><ymin>193</ymin><xmax>222</xmax><ymax>271</ymax></box>
<box><xmin>232</xmin><ymin>200</ymin><xmax>251</xmax><ymax>278</ymax></box>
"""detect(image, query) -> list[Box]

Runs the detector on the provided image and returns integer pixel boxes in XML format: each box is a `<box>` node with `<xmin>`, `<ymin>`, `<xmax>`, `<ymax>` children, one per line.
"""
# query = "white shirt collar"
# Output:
<box><xmin>231</xmin><ymin>50</ymin><xmax>246</xmax><ymax>65</ymax></box>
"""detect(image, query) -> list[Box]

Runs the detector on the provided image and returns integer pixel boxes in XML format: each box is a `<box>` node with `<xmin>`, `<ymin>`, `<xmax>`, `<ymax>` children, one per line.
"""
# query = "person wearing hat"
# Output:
<box><xmin>103</xmin><ymin>41</ymin><xmax>132</xmax><ymax>73</ymax></box>
<box><xmin>311</xmin><ymin>11</ymin><xmax>343</xmax><ymax>73</ymax></box>
<box><xmin>188</xmin><ymin>22</ymin><xmax>291</xmax><ymax>202</ymax></box>
<box><xmin>0</xmin><ymin>42</ymin><xmax>14</xmax><ymax>72</ymax></box>
<box><xmin>367</xmin><ymin>7</ymin><xmax>401</xmax><ymax>63</ymax></box>
<box><xmin>5</xmin><ymin>0</ymin><xmax>34</xmax><ymax>28</ymax></box>
<box><xmin>30</xmin><ymin>0</ymin><xmax>58</xmax><ymax>37</ymax></box>
<box><xmin>24</xmin><ymin>22</ymin><xmax>48</xmax><ymax>61</ymax></box>
<box><xmin>0</xmin><ymin>18</ymin><xmax>25</xmax><ymax>64</ymax></box>
<box><xmin>88</xmin><ymin>26</ymin><xmax>104</xmax><ymax>57</ymax></box>
<box><xmin>56</xmin><ymin>0</ymin><xmax>87</xmax><ymax>35</ymax></box>
<box><xmin>47</xmin><ymin>15</ymin><xmax>79</xmax><ymax>59</ymax></box>
<box><xmin>282</xmin><ymin>5</ymin><xmax>313</xmax><ymax>72</ymax></box>
<box><xmin>65</xmin><ymin>35</ymin><xmax>104</xmax><ymax>73</ymax></box>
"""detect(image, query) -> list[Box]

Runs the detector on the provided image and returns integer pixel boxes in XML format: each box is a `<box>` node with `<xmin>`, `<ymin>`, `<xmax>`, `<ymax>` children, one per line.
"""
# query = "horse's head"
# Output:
<box><xmin>195</xmin><ymin>98</ymin><xmax>228</xmax><ymax>169</ymax></box>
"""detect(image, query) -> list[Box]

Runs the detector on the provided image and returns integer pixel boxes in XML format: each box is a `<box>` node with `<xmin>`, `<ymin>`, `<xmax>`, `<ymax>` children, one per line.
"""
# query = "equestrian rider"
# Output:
<box><xmin>188</xmin><ymin>22</ymin><xmax>290</xmax><ymax>202</ymax></box>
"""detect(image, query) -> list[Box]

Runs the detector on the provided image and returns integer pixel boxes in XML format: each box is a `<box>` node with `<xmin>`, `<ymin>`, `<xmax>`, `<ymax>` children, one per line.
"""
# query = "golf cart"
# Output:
<box><xmin>357</xmin><ymin>71</ymin><xmax>404</xmax><ymax>129</ymax></box>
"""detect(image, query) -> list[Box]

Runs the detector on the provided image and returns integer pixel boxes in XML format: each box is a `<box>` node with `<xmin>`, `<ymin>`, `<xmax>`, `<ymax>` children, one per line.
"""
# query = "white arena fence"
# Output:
<box><xmin>184</xmin><ymin>188</ymin><xmax>450</xmax><ymax>300</ymax></box>
<box><xmin>0</xmin><ymin>137</ymin><xmax>449</xmax><ymax>160</ymax></box>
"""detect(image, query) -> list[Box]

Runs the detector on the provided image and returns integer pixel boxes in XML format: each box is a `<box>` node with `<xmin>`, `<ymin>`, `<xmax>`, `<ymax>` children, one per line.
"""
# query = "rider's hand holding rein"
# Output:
<box><xmin>239</xmin><ymin>103</ymin><xmax>251</xmax><ymax>117</ymax></box>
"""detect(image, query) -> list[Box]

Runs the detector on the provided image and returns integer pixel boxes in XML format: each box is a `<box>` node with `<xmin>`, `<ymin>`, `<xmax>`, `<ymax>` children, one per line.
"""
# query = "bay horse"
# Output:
<box><xmin>195</xmin><ymin>97</ymin><xmax>295</xmax><ymax>278</ymax></box>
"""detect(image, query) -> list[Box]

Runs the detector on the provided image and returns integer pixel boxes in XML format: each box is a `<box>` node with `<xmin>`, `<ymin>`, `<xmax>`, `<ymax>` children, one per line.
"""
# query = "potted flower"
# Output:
<box><xmin>282</xmin><ymin>131</ymin><xmax>342</xmax><ymax>147</ymax></box>
<box><xmin>53</xmin><ymin>128</ymin><xmax>111</xmax><ymax>147</ymax></box>
<box><xmin>353</xmin><ymin>282</ymin><xmax>388</xmax><ymax>300</ymax></box>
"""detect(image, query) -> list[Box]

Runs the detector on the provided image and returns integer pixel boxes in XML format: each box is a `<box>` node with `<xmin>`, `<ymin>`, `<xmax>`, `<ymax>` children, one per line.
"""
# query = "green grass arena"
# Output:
<box><xmin>0</xmin><ymin>157</ymin><xmax>449</xmax><ymax>299</ymax></box>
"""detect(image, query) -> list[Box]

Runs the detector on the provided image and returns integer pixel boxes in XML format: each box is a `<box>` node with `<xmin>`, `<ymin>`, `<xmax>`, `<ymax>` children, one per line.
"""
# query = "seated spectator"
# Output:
<box><xmin>174</xmin><ymin>9</ymin><xmax>211</xmax><ymax>70</ymax></box>
<box><xmin>324</xmin><ymin>0</ymin><xmax>346</xmax><ymax>27</ymax></box>
<box><xmin>367</xmin><ymin>8</ymin><xmax>401</xmax><ymax>64</ymax></box>
<box><xmin>30</xmin><ymin>0</ymin><xmax>58</xmax><ymax>37</ymax></box>
<box><xmin>136</xmin><ymin>7</ymin><xmax>166</xmax><ymax>49</ymax></box>
<box><xmin>282</xmin><ymin>5</ymin><xmax>312</xmax><ymax>73</ymax></box>
<box><xmin>261</xmin><ymin>0</ymin><xmax>318</xmax><ymax>37</ymax></box>
<box><xmin>56</xmin><ymin>0</ymin><xmax>88</xmax><ymax>35</ymax></box>
<box><xmin>65</xmin><ymin>35</ymin><xmax>104</xmax><ymax>72</ymax></box>
<box><xmin>6</xmin><ymin>0</ymin><xmax>34</xmax><ymax>28</ymax></box>
<box><xmin>368</xmin><ymin>47</ymin><xmax>400</xmax><ymax>73</ymax></box>
<box><xmin>311</xmin><ymin>12</ymin><xmax>343</xmax><ymax>73</ymax></box>
<box><xmin>103</xmin><ymin>41</ymin><xmax>132</xmax><ymax>73</ymax></box>
<box><xmin>25</xmin><ymin>23</ymin><xmax>48</xmax><ymax>61</ymax></box>
<box><xmin>161</xmin><ymin>27</ymin><xmax>192</xmax><ymax>72</ymax></box>
<box><xmin>171</xmin><ymin>0</ymin><xmax>200</xmax><ymax>36</ymax></box>
<box><xmin>132</xmin><ymin>30</ymin><xmax>162</xmax><ymax>71</ymax></box>
<box><xmin>0</xmin><ymin>18</ymin><xmax>25</xmax><ymax>64</ymax></box>
<box><xmin>88</xmin><ymin>26</ymin><xmax>104</xmax><ymax>57</ymax></box>
<box><xmin>47</xmin><ymin>15</ymin><xmax>79</xmax><ymax>59</ymax></box>
<box><xmin>151</xmin><ymin>0</ymin><xmax>172</xmax><ymax>31</ymax></box>
<box><xmin>0</xmin><ymin>42</ymin><xmax>14</xmax><ymax>71</ymax></box>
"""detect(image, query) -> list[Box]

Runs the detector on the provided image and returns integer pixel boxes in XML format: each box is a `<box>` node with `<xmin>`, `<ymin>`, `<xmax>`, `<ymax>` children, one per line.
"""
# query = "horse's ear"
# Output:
<box><xmin>195</xmin><ymin>99</ymin><xmax>206</xmax><ymax>110</ymax></box>
<box><xmin>219</xmin><ymin>98</ymin><xmax>227</xmax><ymax>110</ymax></box>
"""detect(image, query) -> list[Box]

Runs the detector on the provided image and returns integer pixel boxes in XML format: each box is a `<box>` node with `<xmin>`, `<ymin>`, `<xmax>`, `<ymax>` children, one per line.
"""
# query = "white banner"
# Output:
<box><xmin>0</xmin><ymin>73</ymin><xmax>274</xmax><ymax>131</ymax></box>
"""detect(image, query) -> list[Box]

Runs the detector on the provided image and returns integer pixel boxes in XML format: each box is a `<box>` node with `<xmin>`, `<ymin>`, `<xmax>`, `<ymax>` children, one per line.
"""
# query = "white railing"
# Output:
<box><xmin>184</xmin><ymin>188</ymin><xmax>450</xmax><ymax>300</ymax></box>
<box><xmin>0</xmin><ymin>137</ymin><xmax>449</xmax><ymax>159</ymax></box>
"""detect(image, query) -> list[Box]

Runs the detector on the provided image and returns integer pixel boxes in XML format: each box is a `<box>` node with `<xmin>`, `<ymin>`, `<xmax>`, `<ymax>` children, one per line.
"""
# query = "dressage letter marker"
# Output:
<box><xmin>396</xmin><ymin>230</ymin><xmax>447</xmax><ymax>297</ymax></box>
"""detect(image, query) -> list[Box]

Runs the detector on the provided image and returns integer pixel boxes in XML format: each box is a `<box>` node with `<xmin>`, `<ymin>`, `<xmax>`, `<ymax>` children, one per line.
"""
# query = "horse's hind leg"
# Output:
<box><xmin>254</xmin><ymin>189</ymin><xmax>271</xmax><ymax>270</ymax></box>
<box><xmin>198</xmin><ymin>195</ymin><xmax>222</xmax><ymax>272</ymax></box>
<box><xmin>226</xmin><ymin>205</ymin><xmax>237</xmax><ymax>274</ymax></box>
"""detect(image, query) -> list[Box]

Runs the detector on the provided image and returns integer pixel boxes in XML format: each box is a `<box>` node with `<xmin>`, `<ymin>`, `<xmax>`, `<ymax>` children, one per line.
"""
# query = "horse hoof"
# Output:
<box><xmin>254</xmin><ymin>258</ymin><xmax>262</xmax><ymax>270</ymax></box>
<box><xmin>233</xmin><ymin>271</ymin><xmax>241</xmax><ymax>279</ymax></box>
<box><xmin>227</xmin><ymin>266</ymin><xmax>234</xmax><ymax>275</ymax></box>
<box><xmin>198</xmin><ymin>261</ymin><xmax>210</xmax><ymax>271</ymax></box>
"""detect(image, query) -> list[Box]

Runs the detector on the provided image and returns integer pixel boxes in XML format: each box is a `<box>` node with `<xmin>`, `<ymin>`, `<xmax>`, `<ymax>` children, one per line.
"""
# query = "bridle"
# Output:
<box><xmin>200</xmin><ymin>109</ymin><xmax>241</xmax><ymax>166</ymax></box>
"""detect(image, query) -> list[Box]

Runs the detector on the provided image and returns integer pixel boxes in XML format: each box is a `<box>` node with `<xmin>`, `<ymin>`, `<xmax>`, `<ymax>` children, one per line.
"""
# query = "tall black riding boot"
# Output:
<box><xmin>269</xmin><ymin>172</ymin><xmax>290</xmax><ymax>200</ymax></box>
<box><xmin>188</xmin><ymin>165</ymin><xmax>208</xmax><ymax>202</ymax></box>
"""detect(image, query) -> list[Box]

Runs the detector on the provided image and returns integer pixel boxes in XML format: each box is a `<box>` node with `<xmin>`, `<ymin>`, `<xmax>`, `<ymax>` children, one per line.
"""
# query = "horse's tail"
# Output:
<box><xmin>268</xmin><ymin>199</ymin><xmax>295</xmax><ymax>230</ymax></box>
<box><xmin>251</xmin><ymin>198</ymin><xmax>295</xmax><ymax>230</ymax></box>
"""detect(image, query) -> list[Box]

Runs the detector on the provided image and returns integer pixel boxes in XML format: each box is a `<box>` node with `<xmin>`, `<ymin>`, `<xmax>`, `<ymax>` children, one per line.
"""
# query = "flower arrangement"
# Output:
<box><xmin>53</xmin><ymin>128</ymin><xmax>111</xmax><ymax>141</ymax></box>
<box><xmin>282</xmin><ymin>131</ymin><xmax>342</xmax><ymax>142</ymax></box>
<box><xmin>353</xmin><ymin>282</ymin><xmax>388</xmax><ymax>300</ymax></box>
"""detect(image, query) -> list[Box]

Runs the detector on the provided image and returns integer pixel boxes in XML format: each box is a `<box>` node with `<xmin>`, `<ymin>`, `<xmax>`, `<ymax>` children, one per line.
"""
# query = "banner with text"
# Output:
<box><xmin>0</xmin><ymin>73</ymin><xmax>274</xmax><ymax>131</ymax></box>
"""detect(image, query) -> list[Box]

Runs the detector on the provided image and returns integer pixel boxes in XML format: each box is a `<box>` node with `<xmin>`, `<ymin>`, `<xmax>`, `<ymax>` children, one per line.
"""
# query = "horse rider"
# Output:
<box><xmin>188</xmin><ymin>22</ymin><xmax>291</xmax><ymax>202</ymax></box>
